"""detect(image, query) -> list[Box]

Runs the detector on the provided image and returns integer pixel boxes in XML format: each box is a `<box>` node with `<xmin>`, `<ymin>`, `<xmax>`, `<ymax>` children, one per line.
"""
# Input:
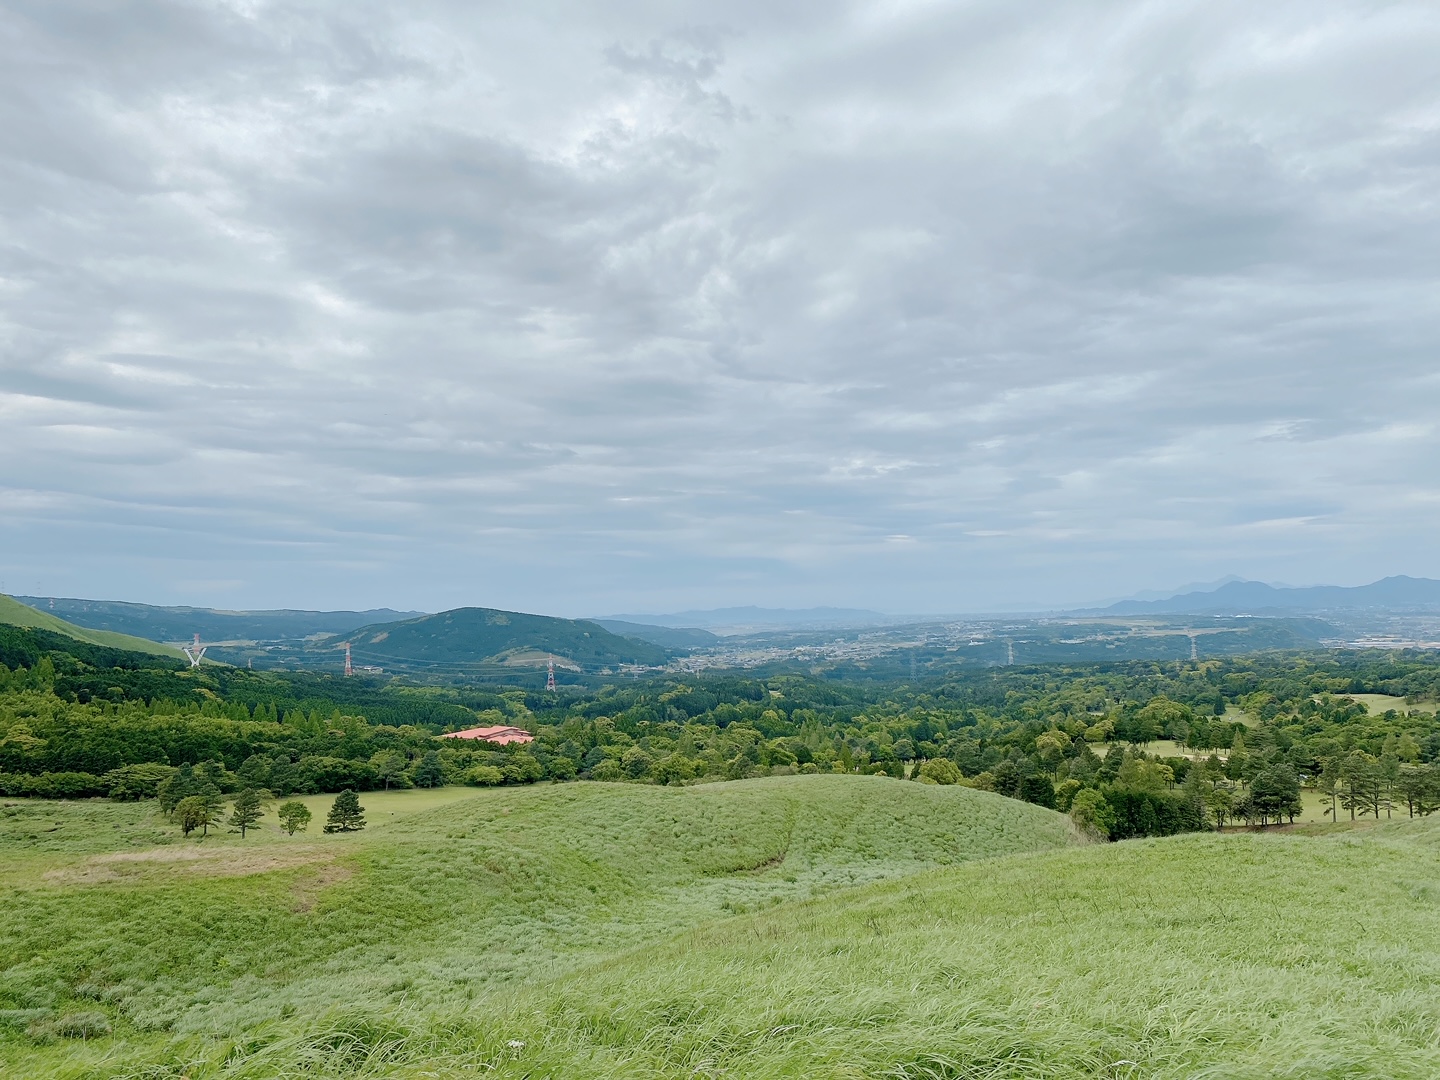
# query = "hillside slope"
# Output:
<box><xmin>0</xmin><ymin>774</ymin><xmax>1073</xmax><ymax>1073</ymax></box>
<box><xmin>10</xmin><ymin>788</ymin><xmax>1440</xmax><ymax>1078</ymax></box>
<box><xmin>0</xmin><ymin>595</ymin><xmax>182</xmax><ymax>659</ymax></box>
<box><xmin>335</xmin><ymin>606</ymin><xmax>670</xmax><ymax>672</ymax></box>
<box><xmin>592</xmin><ymin>619</ymin><xmax>720</xmax><ymax>649</ymax></box>
<box><xmin>488</xmin><ymin>818</ymin><xmax>1440</xmax><ymax>1078</ymax></box>
<box><xmin>12</xmin><ymin>596</ymin><xmax>420</xmax><ymax>644</ymax></box>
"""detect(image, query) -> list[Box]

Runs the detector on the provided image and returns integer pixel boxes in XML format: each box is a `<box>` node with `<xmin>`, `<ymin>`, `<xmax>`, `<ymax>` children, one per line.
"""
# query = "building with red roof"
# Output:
<box><xmin>439</xmin><ymin>724</ymin><xmax>535</xmax><ymax>745</ymax></box>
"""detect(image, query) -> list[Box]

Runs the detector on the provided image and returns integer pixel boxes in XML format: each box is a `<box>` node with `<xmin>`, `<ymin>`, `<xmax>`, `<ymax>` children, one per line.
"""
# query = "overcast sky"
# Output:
<box><xmin>3</xmin><ymin>1</ymin><xmax>1439</xmax><ymax>616</ymax></box>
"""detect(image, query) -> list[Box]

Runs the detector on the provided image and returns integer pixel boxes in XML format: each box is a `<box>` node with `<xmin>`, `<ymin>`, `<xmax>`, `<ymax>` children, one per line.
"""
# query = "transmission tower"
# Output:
<box><xmin>546</xmin><ymin>656</ymin><xmax>556</xmax><ymax>691</ymax></box>
<box><xmin>344</xmin><ymin>642</ymin><xmax>353</xmax><ymax>677</ymax></box>
<box><xmin>182</xmin><ymin>633</ymin><xmax>207</xmax><ymax>669</ymax></box>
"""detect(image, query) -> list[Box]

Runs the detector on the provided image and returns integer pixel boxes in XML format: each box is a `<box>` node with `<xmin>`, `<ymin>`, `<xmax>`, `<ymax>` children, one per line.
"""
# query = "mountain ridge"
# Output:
<box><xmin>1083</xmin><ymin>575</ymin><xmax>1440</xmax><ymax>615</ymax></box>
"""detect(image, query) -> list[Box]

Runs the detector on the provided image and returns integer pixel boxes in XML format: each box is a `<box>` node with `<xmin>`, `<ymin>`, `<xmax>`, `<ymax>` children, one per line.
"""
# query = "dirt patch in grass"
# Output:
<box><xmin>43</xmin><ymin>845</ymin><xmax>337</xmax><ymax>886</ymax></box>
<box><xmin>291</xmin><ymin>861</ymin><xmax>355</xmax><ymax>912</ymax></box>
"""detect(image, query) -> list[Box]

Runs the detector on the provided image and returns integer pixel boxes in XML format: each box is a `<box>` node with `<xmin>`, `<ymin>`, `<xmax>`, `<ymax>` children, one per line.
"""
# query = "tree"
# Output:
<box><xmin>1339</xmin><ymin>752</ymin><xmax>1379</xmax><ymax>821</ymax></box>
<box><xmin>104</xmin><ymin>762</ymin><xmax>175</xmax><ymax>801</ymax></box>
<box><xmin>323</xmin><ymin>789</ymin><xmax>366</xmax><ymax>833</ymax></box>
<box><xmin>369</xmin><ymin>750</ymin><xmax>409</xmax><ymax>790</ymax></box>
<box><xmin>1205</xmin><ymin>786</ymin><xmax>1234</xmax><ymax>829</ymax></box>
<box><xmin>278</xmin><ymin>800</ymin><xmax>312</xmax><ymax>835</ymax></box>
<box><xmin>1247</xmin><ymin>765</ymin><xmax>1302</xmax><ymax>827</ymax></box>
<box><xmin>1395</xmin><ymin>765</ymin><xmax>1440</xmax><ymax>818</ymax></box>
<box><xmin>1069</xmin><ymin>788</ymin><xmax>1114</xmax><ymax>840</ymax></box>
<box><xmin>176</xmin><ymin>794</ymin><xmax>221</xmax><ymax>837</ymax></box>
<box><xmin>228</xmin><ymin>787</ymin><xmax>265</xmax><ymax>838</ymax></box>
<box><xmin>410</xmin><ymin>751</ymin><xmax>446</xmax><ymax>789</ymax></box>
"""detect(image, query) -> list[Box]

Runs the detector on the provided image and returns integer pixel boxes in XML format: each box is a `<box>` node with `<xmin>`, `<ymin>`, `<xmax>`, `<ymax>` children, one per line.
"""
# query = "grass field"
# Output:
<box><xmin>4</xmin><ymin>777</ymin><xmax>1438</xmax><ymax>1078</ymax></box>
<box><xmin>1344</xmin><ymin>692</ymin><xmax>1439</xmax><ymax>715</ymax></box>
<box><xmin>0</xmin><ymin>776</ymin><xmax>1073</xmax><ymax>1076</ymax></box>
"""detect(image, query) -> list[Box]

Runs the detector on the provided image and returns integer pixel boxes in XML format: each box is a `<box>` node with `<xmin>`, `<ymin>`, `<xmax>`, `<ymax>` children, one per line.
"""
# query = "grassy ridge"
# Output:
<box><xmin>0</xmin><ymin>595</ymin><xmax>183</xmax><ymax>659</ymax></box>
<box><xmin>0</xmin><ymin>776</ymin><xmax>1072</xmax><ymax>1073</ymax></box>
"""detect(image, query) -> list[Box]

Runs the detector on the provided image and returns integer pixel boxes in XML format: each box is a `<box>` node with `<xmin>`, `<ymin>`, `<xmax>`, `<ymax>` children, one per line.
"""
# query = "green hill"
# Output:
<box><xmin>333</xmin><ymin>606</ymin><xmax>671</xmax><ymax>673</ymax></box>
<box><xmin>0</xmin><ymin>595</ymin><xmax>182</xmax><ymax>659</ymax></box>
<box><xmin>6</xmin><ymin>777</ymin><xmax>1440</xmax><ymax>1077</ymax></box>
<box><xmin>0</xmin><ymin>775</ymin><xmax>1072</xmax><ymax>1073</ymax></box>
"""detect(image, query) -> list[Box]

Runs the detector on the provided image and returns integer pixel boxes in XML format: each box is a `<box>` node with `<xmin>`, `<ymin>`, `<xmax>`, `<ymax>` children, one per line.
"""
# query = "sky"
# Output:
<box><xmin>3</xmin><ymin>1</ymin><xmax>1440</xmax><ymax>617</ymax></box>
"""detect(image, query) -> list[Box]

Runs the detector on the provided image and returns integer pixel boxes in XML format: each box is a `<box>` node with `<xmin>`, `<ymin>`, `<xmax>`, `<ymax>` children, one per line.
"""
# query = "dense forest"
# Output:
<box><xmin>3</xmin><ymin>623</ymin><xmax>1439</xmax><ymax>839</ymax></box>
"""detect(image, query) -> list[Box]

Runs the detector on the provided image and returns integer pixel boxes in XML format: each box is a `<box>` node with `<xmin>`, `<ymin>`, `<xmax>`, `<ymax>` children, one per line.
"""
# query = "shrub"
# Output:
<box><xmin>920</xmin><ymin>759</ymin><xmax>963</xmax><ymax>785</ymax></box>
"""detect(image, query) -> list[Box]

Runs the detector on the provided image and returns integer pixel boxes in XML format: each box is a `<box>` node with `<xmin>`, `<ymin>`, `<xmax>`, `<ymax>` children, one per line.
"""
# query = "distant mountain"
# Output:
<box><xmin>1088</xmin><ymin>576</ymin><xmax>1440</xmax><ymax>616</ymax></box>
<box><xmin>0</xmin><ymin>595</ymin><xmax>183</xmax><ymax>658</ymax></box>
<box><xmin>601</xmin><ymin>606</ymin><xmax>890</xmax><ymax>630</ymax></box>
<box><xmin>591</xmin><ymin>620</ymin><xmax>719</xmax><ymax>650</ymax></box>
<box><xmin>334</xmin><ymin>607</ymin><xmax>670</xmax><ymax>673</ymax></box>
<box><xmin>15</xmin><ymin>597</ymin><xmax>421</xmax><ymax>645</ymax></box>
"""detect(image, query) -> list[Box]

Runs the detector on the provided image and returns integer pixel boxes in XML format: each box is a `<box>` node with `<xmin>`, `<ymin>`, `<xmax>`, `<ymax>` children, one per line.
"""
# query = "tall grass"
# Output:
<box><xmin>9</xmin><ymin>780</ymin><xmax>1438</xmax><ymax>1077</ymax></box>
<box><xmin>1</xmin><ymin>775</ymin><xmax>1072</xmax><ymax>1075</ymax></box>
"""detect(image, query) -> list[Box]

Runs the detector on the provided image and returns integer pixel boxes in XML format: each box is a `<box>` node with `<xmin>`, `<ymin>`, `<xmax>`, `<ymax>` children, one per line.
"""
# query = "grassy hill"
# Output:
<box><xmin>0</xmin><ymin>595</ymin><xmax>182</xmax><ymax>659</ymax></box>
<box><xmin>7</xmin><ymin>799</ymin><xmax>1436</xmax><ymax>1078</ymax></box>
<box><xmin>332</xmin><ymin>606</ymin><xmax>671</xmax><ymax>674</ymax></box>
<box><xmin>0</xmin><ymin>775</ymin><xmax>1072</xmax><ymax>1074</ymax></box>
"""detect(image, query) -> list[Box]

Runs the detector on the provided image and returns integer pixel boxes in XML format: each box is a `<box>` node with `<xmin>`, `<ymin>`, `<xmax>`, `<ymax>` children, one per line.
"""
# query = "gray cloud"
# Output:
<box><xmin>2</xmin><ymin>0</ymin><xmax>1439</xmax><ymax>613</ymax></box>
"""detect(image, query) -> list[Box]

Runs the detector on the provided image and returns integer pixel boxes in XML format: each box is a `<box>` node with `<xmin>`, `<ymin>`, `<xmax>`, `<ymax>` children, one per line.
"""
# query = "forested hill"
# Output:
<box><xmin>336</xmin><ymin>607</ymin><xmax>671</xmax><ymax>673</ymax></box>
<box><xmin>13</xmin><ymin>596</ymin><xmax>420</xmax><ymax>644</ymax></box>
<box><xmin>0</xmin><ymin>595</ymin><xmax>183</xmax><ymax>659</ymax></box>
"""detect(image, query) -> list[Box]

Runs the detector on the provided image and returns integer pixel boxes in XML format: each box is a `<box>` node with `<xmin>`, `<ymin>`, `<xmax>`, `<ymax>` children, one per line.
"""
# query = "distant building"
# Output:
<box><xmin>439</xmin><ymin>724</ymin><xmax>534</xmax><ymax>745</ymax></box>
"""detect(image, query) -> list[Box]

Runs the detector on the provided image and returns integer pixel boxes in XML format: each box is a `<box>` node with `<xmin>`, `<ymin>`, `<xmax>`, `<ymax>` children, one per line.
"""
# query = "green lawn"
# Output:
<box><xmin>5</xmin><ymin>779</ymin><xmax>1438</xmax><ymax>1078</ymax></box>
<box><xmin>1344</xmin><ymin>692</ymin><xmax>1438</xmax><ymax>716</ymax></box>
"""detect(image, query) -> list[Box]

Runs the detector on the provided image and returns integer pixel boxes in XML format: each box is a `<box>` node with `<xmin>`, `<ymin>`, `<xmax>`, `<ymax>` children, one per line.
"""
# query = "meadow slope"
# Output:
<box><xmin>0</xmin><ymin>775</ymin><xmax>1073</xmax><ymax>1075</ymax></box>
<box><xmin>8</xmin><ymin>778</ymin><xmax>1439</xmax><ymax>1079</ymax></box>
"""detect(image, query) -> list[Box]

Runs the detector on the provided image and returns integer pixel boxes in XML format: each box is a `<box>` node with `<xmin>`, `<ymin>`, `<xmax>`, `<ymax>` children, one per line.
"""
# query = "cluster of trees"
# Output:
<box><xmin>160</xmin><ymin>776</ymin><xmax>362</xmax><ymax>839</ymax></box>
<box><xmin>4</xmin><ymin>634</ymin><xmax>1440</xmax><ymax>842</ymax></box>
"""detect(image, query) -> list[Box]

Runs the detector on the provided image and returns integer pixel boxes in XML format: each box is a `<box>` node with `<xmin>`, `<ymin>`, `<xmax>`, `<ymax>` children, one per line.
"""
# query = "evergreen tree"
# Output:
<box><xmin>323</xmin><ymin>789</ymin><xmax>366</xmax><ymax>833</ymax></box>
<box><xmin>228</xmin><ymin>788</ymin><xmax>265</xmax><ymax>837</ymax></box>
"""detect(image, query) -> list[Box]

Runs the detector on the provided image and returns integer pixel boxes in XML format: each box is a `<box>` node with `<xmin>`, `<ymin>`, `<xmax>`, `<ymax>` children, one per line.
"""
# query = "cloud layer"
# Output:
<box><xmin>3</xmin><ymin>0</ymin><xmax>1439</xmax><ymax>614</ymax></box>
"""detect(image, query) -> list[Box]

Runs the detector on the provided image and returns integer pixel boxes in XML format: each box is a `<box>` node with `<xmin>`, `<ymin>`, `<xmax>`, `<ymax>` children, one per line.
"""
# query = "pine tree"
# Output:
<box><xmin>323</xmin><ymin>789</ymin><xmax>366</xmax><ymax>833</ymax></box>
<box><xmin>228</xmin><ymin>788</ymin><xmax>265</xmax><ymax>838</ymax></box>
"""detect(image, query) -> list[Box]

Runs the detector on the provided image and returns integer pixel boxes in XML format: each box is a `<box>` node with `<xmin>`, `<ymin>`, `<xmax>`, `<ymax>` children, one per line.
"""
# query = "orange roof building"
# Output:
<box><xmin>439</xmin><ymin>724</ymin><xmax>535</xmax><ymax>745</ymax></box>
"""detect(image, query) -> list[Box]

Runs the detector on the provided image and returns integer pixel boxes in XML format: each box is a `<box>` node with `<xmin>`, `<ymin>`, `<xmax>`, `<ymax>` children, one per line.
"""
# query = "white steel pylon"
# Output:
<box><xmin>546</xmin><ymin>656</ymin><xmax>556</xmax><ymax>691</ymax></box>
<box><xmin>182</xmin><ymin>633</ymin><xmax>207</xmax><ymax>669</ymax></box>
